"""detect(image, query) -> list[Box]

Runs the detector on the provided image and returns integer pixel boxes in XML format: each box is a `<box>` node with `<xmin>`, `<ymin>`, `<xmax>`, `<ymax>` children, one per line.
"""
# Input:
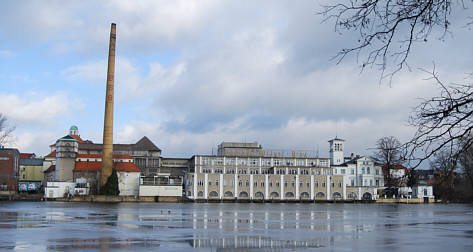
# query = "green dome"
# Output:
<box><xmin>70</xmin><ymin>125</ymin><xmax>78</xmax><ymax>130</ymax></box>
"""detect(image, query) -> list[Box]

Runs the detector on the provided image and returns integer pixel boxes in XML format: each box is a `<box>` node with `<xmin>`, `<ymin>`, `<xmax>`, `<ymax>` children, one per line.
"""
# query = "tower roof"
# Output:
<box><xmin>70</xmin><ymin>125</ymin><xmax>78</xmax><ymax>131</ymax></box>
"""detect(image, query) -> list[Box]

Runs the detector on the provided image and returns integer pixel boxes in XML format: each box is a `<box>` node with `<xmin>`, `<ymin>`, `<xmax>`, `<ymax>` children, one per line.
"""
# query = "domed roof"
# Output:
<box><xmin>70</xmin><ymin>125</ymin><xmax>78</xmax><ymax>130</ymax></box>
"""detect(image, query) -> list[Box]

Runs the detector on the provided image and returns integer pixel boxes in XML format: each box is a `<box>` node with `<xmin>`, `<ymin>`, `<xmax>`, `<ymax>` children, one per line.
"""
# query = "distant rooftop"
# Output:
<box><xmin>218</xmin><ymin>142</ymin><xmax>261</xmax><ymax>149</ymax></box>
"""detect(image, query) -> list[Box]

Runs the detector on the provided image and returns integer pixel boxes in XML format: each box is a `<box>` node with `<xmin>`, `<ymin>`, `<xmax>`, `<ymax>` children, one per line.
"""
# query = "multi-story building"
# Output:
<box><xmin>19</xmin><ymin>153</ymin><xmax>44</xmax><ymax>182</ymax></box>
<box><xmin>184</xmin><ymin>140</ymin><xmax>378</xmax><ymax>201</ymax></box>
<box><xmin>0</xmin><ymin>148</ymin><xmax>19</xmax><ymax>191</ymax></box>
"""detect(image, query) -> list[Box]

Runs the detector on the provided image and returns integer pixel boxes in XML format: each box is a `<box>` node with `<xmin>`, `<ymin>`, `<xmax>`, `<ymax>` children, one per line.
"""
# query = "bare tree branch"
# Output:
<box><xmin>318</xmin><ymin>0</ymin><xmax>470</xmax><ymax>82</ymax></box>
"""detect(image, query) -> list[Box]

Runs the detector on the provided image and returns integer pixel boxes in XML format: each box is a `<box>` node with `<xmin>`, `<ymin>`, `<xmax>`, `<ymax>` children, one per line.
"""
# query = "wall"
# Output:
<box><xmin>117</xmin><ymin>171</ymin><xmax>139</xmax><ymax>196</ymax></box>
<box><xmin>139</xmin><ymin>185</ymin><xmax>182</xmax><ymax>196</ymax></box>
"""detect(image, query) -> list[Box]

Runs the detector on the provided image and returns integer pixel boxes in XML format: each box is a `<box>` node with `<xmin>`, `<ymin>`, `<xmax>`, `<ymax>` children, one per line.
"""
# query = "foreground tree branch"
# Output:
<box><xmin>405</xmin><ymin>69</ymin><xmax>473</xmax><ymax>167</ymax></box>
<box><xmin>319</xmin><ymin>0</ymin><xmax>470</xmax><ymax>81</ymax></box>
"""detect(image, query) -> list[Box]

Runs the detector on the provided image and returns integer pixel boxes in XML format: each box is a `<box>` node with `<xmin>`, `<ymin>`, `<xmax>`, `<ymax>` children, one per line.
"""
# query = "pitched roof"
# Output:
<box><xmin>74</xmin><ymin>161</ymin><xmax>140</xmax><ymax>172</ymax></box>
<box><xmin>45</xmin><ymin>151</ymin><xmax>56</xmax><ymax>158</ymax></box>
<box><xmin>76</xmin><ymin>154</ymin><xmax>133</xmax><ymax>159</ymax></box>
<box><xmin>135</xmin><ymin>136</ymin><xmax>161</xmax><ymax>151</ymax></box>
<box><xmin>45</xmin><ymin>165</ymin><xmax>56</xmax><ymax>173</ymax></box>
<box><xmin>20</xmin><ymin>153</ymin><xmax>35</xmax><ymax>158</ymax></box>
<box><xmin>78</xmin><ymin>136</ymin><xmax>161</xmax><ymax>152</ymax></box>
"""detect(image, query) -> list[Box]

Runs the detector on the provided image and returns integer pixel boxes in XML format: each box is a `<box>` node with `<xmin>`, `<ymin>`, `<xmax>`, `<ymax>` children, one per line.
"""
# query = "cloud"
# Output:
<box><xmin>0</xmin><ymin>92</ymin><xmax>83</xmax><ymax>126</ymax></box>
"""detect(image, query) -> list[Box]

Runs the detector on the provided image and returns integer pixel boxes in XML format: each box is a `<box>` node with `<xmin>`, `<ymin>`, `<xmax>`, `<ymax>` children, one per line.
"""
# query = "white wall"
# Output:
<box><xmin>117</xmin><ymin>172</ymin><xmax>140</xmax><ymax>196</ymax></box>
<box><xmin>139</xmin><ymin>185</ymin><xmax>182</xmax><ymax>197</ymax></box>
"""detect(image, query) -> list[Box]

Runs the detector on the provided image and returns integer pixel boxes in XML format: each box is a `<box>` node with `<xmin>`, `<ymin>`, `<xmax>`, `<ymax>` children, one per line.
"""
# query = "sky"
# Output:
<box><xmin>1</xmin><ymin>1</ymin><xmax>472</xmax><ymax>161</ymax></box>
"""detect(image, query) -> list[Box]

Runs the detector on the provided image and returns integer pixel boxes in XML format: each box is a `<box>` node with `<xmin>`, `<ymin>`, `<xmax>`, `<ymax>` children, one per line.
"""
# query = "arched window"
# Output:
<box><xmin>198</xmin><ymin>191</ymin><xmax>204</xmax><ymax>197</ymax></box>
<box><xmin>209</xmin><ymin>191</ymin><xmax>218</xmax><ymax>197</ymax></box>
<box><xmin>362</xmin><ymin>192</ymin><xmax>372</xmax><ymax>200</ymax></box>
<box><xmin>300</xmin><ymin>192</ymin><xmax>310</xmax><ymax>199</ymax></box>
<box><xmin>270</xmin><ymin>192</ymin><xmax>279</xmax><ymax>199</ymax></box>
<box><xmin>254</xmin><ymin>191</ymin><xmax>264</xmax><ymax>198</ymax></box>
<box><xmin>224</xmin><ymin>191</ymin><xmax>233</xmax><ymax>197</ymax></box>
<box><xmin>285</xmin><ymin>191</ymin><xmax>295</xmax><ymax>198</ymax></box>
<box><xmin>239</xmin><ymin>191</ymin><xmax>249</xmax><ymax>197</ymax></box>
<box><xmin>332</xmin><ymin>192</ymin><xmax>342</xmax><ymax>199</ymax></box>
<box><xmin>348</xmin><ymin>192</ymin><xmax>357</xmax><ymax>199</ymax></box>
<box><xmin>316</xmin><ymin>192</ymin><xmax>325</xmax><ymax>198</ymax></box>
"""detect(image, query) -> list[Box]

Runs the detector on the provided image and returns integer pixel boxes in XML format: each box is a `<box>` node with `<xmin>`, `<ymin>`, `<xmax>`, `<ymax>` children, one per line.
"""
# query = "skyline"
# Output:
<box><xmin>1</xmin><ymin>1</ymin><xmax>472</xmax><ymax>161</ymax></box>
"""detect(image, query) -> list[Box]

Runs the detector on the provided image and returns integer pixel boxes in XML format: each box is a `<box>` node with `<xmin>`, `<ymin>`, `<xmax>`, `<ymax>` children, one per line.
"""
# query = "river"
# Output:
<box><xmin>0</xmin><ymin>202</ymin><xmax>472</xmax><ymax>251</ymax></box>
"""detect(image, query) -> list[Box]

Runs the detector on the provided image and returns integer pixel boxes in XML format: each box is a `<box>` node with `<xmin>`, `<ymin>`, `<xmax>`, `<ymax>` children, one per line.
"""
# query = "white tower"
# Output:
<box><xmin>329</xmin><ymin>137</ymin><xmax>345</xmax><ymax>166</ymax></box>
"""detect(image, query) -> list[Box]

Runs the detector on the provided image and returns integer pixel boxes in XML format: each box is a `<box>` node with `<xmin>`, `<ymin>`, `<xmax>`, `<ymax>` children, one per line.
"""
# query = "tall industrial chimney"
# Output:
<box><xmin>101</xmin><ymin>23</ymin><xmax>116</xmax><ymax>187</ymax></box>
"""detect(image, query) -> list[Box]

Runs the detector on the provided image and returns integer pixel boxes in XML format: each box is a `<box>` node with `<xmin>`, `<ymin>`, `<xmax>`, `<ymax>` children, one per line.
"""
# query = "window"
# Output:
<box><xmin>274</xmin><ymin>160</ymin><xmax>282</xmax><ymax>166</ymax></box>
<box><xmin>322</xmin><ymin>182</ymin><xmax>326</xmax><ymax>187</ymax></box>
<box><xmin>362</xmin><ymin>168</ymin><xmax>365</xmax><ymax>174</ymax></box>
<box><xmin>254</xmin><ymin>181</ymin><xmax>258</xmax><ymax>187</ymax></box>
<box><xmin>250</xmin><ymin>159</ymin><xmax>258</xmax><ymax>166</ymax></box>
<box><xmin>276</xmin><ymin>181</ymin><xmax>280</xmax><ymax>187</ymax></box>
<box><xmin>270</xmin><ymin>181</ymin><xmax>273</xmax><ymax>187</ymax></box>
<box><xmin>376</xmin><ymin>180</ymin><xmax>379</xmax><ymax>186</ymax></box>
<box><xmin>261</xmin><ymin>181</ymin><xmax>264</xmax><ymax>187</ymax></box>
<box><xmin>376</xmin><ymin>169</ymin><xmax>379</xmax><ymax>175</ymax></box>
<box><xmin>306</xmin><ymin>182</ymin><xmax>310</xmax><ymax>188</ymax></box>
<box><xmin>367</xmin><ymin>167</ymin><xmax>371</xmax><ymax>174</ymax></box>
<box><xmin>338</xmin><ymin>182</ymin><xmax>342</xmax><ymax>188</ymax></box>
<box><xmin>299</xmin><ymin>182</ymin><xmax>303</xmax><ymax>188</ymax></box>
<box><xmin>216</xmin><ymin>179</ymin><xmax>219</xmax><ymax>186</ymax></box>
<box><xmin>331</xmin><ymin>182</ymin><xmax>335</xmax><ymax>187</ymax></box>
<box><xmin>246</xmin><ymin>180</ymin><xmax>249</xmax><ymax>186</ymax></box>
<box><xmin>334</xmin><ymin>169</ymin><xmax>337</xmax><ymax>174</ymax></box>
<box><xmin>262</xmin><ymin>159</ymin><xmax>271</xmax><ymax>166</ymax></box>
<box><xmin>341</xmin><ymin>169</ymin><xmax>346</xmax><ymax>174</ymax></box>
<box><xmin>351</xmin><ymin>169</ymin><xmax>355</xmax><ymax>174</ymax></box>
<box><xmin>291</xmin><ymin>181</ymin><xmax>295</xmax><ymax>187</ymax></box>
<box><xmin>315</xmin><ymin>181</ymin><xmax>319</xmax><ymax>187</ymax></box>
<box><xmin>215</xmin><ymin>158</ymin><xmax>223</xmax><ymax>165</ymax></box>
<box><xmin>284</xmin><ymin>181</ymin><xmax>288</xmax><ymax>188</ymax></box>
<box><xmin>351</xmin><ymin>180</ymin><xmax>354</xmax><ymax>186</ymax></box>
<box><xmin>239</xmin><ymin>180</ymin><xmax>242</xmax><ymax>186</ymax></box>
<box><xmin>226</xmin><ymin>158</ymin><xmax>235</xmax><ymax>165</ymax></box>
<box><xmin>297</xmin><ymin>160</ymin><xmax>305</xmax><ymax>166</ymax></box>
<box><xmin>286</xmin><ymin>160</ymin><xmax>294</xmax><ymax>166</ymax></box>
<box><xmin>208</xmin><ymin>181</ymin><xmax>212</xmax><ymax>186</ymax></box>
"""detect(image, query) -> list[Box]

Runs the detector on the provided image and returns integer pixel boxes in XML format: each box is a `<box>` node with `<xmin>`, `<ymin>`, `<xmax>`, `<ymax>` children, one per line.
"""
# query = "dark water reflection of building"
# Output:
<box><xmin>188</xmin><ymin>208</ymin><xmax>374</xmax><ymax>249</ymax></box>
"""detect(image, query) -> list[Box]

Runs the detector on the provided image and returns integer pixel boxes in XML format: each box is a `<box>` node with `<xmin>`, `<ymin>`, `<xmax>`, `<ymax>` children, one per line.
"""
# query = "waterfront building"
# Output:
<box><xmin>43</xmin><ymin>126</ymin><xmax>149</xmax><ymax>195</ymax></box>
<box><xmin>0</xmin><ymin>148</ymin><xmax>19</xmax><ymax>191</ymax></box>
<box><xmin>184</xmin><ymin>140</ymin><xmax>378</xmax><ymax>201</ymax></box>
<box><xmin>19</xmin><ymin>153</ymin><xmax>44</xmax><ymax>182</ymax></box>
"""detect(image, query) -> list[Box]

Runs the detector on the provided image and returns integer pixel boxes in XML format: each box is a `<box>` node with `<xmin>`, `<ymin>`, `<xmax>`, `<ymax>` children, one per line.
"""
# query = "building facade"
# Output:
<box><xmin>184</xmin><ymin>141</ymin><xmax>378</xmax><ymax>201</ymax></box>
<box><xmin>0</xmin><ymin>148</ymin><xmax>20</xmax><ymax>191</ymax></box>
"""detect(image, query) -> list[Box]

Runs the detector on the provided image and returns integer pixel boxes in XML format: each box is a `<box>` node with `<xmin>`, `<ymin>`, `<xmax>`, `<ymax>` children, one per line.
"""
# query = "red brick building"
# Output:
<box><xmin>0</xmin><ymin>148</ymin><xmax>20</xmax><ymax>191</ymax></box>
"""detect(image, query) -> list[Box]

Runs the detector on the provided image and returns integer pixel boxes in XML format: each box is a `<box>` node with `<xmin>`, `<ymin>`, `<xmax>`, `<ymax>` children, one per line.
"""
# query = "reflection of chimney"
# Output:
<box><xmin>356</xmin><ymin>154</ymin><xmax>360</xmax><ymax>159</ymax></box>
<box><xmin>350</xmin><ymin>153</ymin><xmax>354</xmax><ymax>159</ymax></box>
<box><xmin>101</xmin><ymin>23</ymin><xmax>116</xmax><ymax>187</ymax></box>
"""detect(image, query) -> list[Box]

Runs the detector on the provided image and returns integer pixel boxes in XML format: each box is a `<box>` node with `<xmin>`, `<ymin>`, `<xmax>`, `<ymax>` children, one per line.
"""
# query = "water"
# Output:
<box><xmin>0</xmin><ymin>202</ymin><xmax>472</xmax><ymax>251</ymax></box>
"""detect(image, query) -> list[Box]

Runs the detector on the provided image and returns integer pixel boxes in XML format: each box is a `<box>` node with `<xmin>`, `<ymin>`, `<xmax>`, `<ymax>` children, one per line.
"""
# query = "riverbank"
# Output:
<box><xmin>3</xmin><ymin>193</ymin><xmax>436</xmax><ymax>204</ymax></box>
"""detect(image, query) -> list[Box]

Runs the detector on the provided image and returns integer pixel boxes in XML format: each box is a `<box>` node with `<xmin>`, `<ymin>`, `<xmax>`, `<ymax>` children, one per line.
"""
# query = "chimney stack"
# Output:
<box><xmin>101</xmin><ymin>23</ymin><xmax>116</xmax><ymax>187</ymax></box>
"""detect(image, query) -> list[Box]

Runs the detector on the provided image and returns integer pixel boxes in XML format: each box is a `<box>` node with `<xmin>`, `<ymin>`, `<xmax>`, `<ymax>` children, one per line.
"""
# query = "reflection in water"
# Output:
<box><xmin>0</xmin><ymin>202</ymin><xmax>472</xmax><ymax>251</ymax></box>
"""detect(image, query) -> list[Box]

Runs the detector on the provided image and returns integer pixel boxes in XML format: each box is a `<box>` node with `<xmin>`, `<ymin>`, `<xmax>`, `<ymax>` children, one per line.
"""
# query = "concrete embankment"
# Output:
<box><xmin>51</xmin><ymin>195</ymin><xmax>189</xmax><ymax>203</ymax></box>
<box><xmin>376</xmin><ymin>198</ymin><xmax>436</xmax><ymax>204</ymax></box>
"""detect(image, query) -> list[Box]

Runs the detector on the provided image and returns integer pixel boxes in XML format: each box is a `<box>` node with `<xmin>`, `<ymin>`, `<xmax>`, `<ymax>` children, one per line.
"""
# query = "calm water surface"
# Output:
<box><xmin>0</xmin><ymin>202</ymin><xmax>472</xmax><ymax>251</ymax></box>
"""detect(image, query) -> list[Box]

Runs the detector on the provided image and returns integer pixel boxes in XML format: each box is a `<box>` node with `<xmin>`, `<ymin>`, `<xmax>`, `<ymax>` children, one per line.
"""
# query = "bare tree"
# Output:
<box><xmin>319</xmin><ymin>1</ymin><xmax>473</xmax><ymax>168</ymax></box>
<box><xmin>0</xmin><ymin>113</ymin><xmax>15</xmax><ymax>146</ymax></box>
<box><xmin>319</xmin><ymin>0</ymin><xmax>471</xmax><ymax>81</ymax></box>
<box><xmin>430</xmin><ymin>149</ymin><xmax>458</xmax><ymax>199</ymax></box>
<box><xmin>459</xmin><ymin>136</ymin><xmax>473</xmax><ymax>190</ymax></box>
<box><xmin>374</xmin><ymin>136</ymin><xmax>403</xmax><ymax>188</ymax></box>
<box><xmin>405</xmin><ymin>70</ymin><xmax>473</xmax><ymax>167</ymax></box>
